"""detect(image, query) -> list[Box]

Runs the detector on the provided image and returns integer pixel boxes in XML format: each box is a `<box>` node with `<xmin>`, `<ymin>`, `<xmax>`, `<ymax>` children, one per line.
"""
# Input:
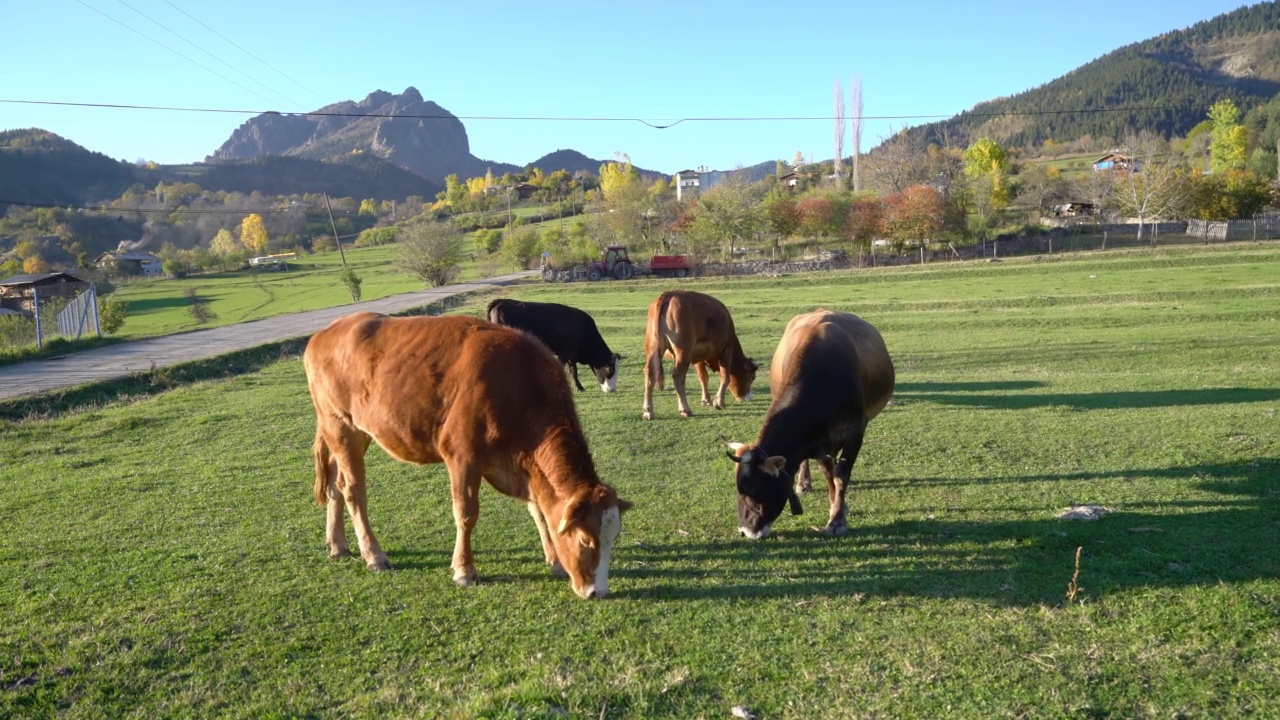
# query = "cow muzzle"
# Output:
<box><xmin>739</xmin><ymin>524</ymin><xmax>772</xmax><ymax>540</ymax></box>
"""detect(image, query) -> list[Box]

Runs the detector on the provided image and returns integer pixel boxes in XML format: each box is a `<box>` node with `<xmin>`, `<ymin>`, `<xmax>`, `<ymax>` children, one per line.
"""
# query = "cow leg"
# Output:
<box><xmin>528</xmin><ymin>502</ymin><xmax>567</xmax><ymax>577</ymax></box>
<box><xmin>328</xmin><ymin>429</ymin><xmax>389</xmax><ymax>570</ymax></box>
<box><xmin>824</xmin><ymin>430</ymin><xmax>864</xmax><ymax>536</ymax></box>
<box><xmin>672</xmin><ymin>357</ymin><xmax>695</xmax><ymax>417</ymax></box>
<box><xmin>642</xmin><ymin>350</ymin><xmax>660</xmax><ymax>420</ymax></box>
<box><xmin>313</xmin><ymin>429</ymin><xmax>351</xmax><ymax>559</ymax></box>
<box><xmin>696</xmin><ymin>362</ymin><xmax>715</xmax><ymax>407</ymax></box>
<box><xmin>446</xmin><ymin>458</ymin><xmax>482</xmax><ymax>586</ymax></box>
<box><xmin>566</xmin><ymin>362</ymin><xmax>586</xmax><ymax>392</ymax></box>
<box><xmin>712</xmin><ymin>364</ymin><xmax>730</xmax><ymax>410</ymax></box>
<box><xmin>795</xmin><ymin>459</ymin><xmax>813</xmax><ymax>494</ymax></box>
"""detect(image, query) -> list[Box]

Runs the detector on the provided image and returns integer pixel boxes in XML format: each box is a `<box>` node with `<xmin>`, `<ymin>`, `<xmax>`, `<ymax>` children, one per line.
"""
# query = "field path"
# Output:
<box><xmin>0</xmin><ymin>270</ymin><xmax>537</xmax><ymax>402</ymax></box>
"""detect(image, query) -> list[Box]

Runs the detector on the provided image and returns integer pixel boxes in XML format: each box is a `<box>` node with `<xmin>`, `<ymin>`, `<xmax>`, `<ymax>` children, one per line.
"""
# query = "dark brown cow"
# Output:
<box><xmin>641</xmin><ymin>290</ymin><xmax>758</xmax><ymax>420</ymax></box>
<box><xmin>486</xmin><ymin>298</ymin><xmax>620</xmax><ymax>393</ymax></box>
<box><xmin>304</xmin><ymin>312</ymin><xmax>631</xmax><ymax>599</ymax></box>
<box><xmin>726</xmin><ymin>309</ymin><xmax>894</xmax><ymax>538</ymax></box>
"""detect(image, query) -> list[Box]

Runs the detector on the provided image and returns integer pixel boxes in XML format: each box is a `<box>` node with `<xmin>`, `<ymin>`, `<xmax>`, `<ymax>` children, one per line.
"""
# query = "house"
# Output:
<box><xmin>94</xmin><ymin>250</ymin><xmax>162</xmax><ymax>277</ymax></box>
<box><xmin>674</xmin><ymin>166</ymin><xmax>727</xmax><ymax>202</ymax></box>
<box><xmin>0</xmin><ymin>271</ymin><xmax>89</xmax><ymax>314</ymax></box>
<box><xmin>1092</xmin><ymin>153</ymin><xmax>1141</xmax><ymax>173</ymax></box>
<box><xmin>1051</xmin><ymin>202</ymin><xmax>1099</xmax><ymax>218</ymax></box>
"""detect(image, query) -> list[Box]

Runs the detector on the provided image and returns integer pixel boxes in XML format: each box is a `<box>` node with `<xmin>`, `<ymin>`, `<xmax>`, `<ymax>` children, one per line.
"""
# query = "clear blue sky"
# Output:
<box><xmin>0</xmin><ymin>0</ymin><xmax>1254</xmax><ymax>175</ymax></box>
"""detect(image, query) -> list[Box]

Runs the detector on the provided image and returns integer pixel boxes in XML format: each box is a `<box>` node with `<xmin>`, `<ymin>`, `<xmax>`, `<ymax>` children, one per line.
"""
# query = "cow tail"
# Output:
<box><xmin>645</xmin><ymin>293</ymin><xmax>671</xmax><ymax>391</ymax></box>
<box><xmin>485</xmin><ymin>299</ymin><xmax>503</xmax><ymax>324</ymax></box>
<box><xmin>312</xmin><ymin>432</ymin><xmax>332</xmax><ymax>506</ymax></box>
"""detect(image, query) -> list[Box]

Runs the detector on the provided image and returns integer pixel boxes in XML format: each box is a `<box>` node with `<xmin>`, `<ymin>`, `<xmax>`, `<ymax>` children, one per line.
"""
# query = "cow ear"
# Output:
<box><xmin>762</xmin><ymin>456</ymin><xmax>786</xmax><ymax>476</ymax></box>
<box><xmin>557</xmin><ymin>492</ymin><xmax>587</xmax><ymax>535</ymax></box>
<box><xmin>616</xmin><ymin>497</ymin><xmax>634</xmax><ymax>514</ymax></box>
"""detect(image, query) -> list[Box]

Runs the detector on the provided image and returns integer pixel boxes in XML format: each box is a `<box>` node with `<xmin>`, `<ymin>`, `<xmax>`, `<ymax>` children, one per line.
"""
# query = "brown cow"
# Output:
<box><xmin>726</xmin><ymin>309</ymin><xmax>894</xmax><ymax>538</ymax></box>
<box><xmin>641</xmin><ymin>290</ymin><xmax>758</xmax><ymax>420</ymax></box>
<box><xmin>304</xmin><ymin>312</ymin><xmax>632</xmax><ymax>599</ymax></box>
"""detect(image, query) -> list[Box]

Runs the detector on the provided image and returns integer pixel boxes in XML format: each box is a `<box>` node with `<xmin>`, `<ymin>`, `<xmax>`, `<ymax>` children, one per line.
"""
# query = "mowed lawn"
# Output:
<box><xmin>109</xmin><ymin>245</ymin><xmax>504</xmax><ymax>339</ymax></box>
<box><xmin>2</xmin><ymin>245</ymin><xmax>1278</xmax><ymax>718</ymax></box>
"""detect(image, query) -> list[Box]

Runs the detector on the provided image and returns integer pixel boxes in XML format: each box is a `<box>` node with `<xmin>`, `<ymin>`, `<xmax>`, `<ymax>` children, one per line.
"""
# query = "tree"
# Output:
<box><xmin>1208</xmin><ymin>99</ymin><xmax>1248</xmax><ymax>173</ymax></box>
<box><xmin>499</xmin><ymin>225</ymin><xmax>540</xmax><ymax>271</ymax></box>
<box><xmin>961</xmin><ymin>138</ymin><xmax>1011</xmax><ymax>238</ymax></box>
<box><xmin>882</xmin><ymin>185</ymin><xmax>946</xmax><ymax>253</ymax></box>
<box><xmin>850</xmin><ymin>75</ymin><xmax>864</xmax><ymax>192</ymax></box>
<box><xmin>763</xmin><ymin>194</ymin><xmax>800</xmax><ymax>248</ymax></box>
<box><xmin>685</xmin><ymin>177</ymin><xmax>764</xmax><ymax>261</ymax></box>
<box><xmin>239</xmin><ymin>213</ymin><xmax>269</xmax><ymax>255</ymax></box>
<box><xmin>1111</xmin><ymin>132</ymin><xmax>1189</xmax><ymax>244</ymax></box>
<box><xmin>395</xmin><ymin>220</ymin><xmax>464</xmax><ymax>287</ymax></box>
<box><xmin>358</xmin><ymin>198</ymin><xmax>378</xmax><ymax>216</ymax></box>
<box><xmin>1187</xmin><ymin>169</ymin><xmax>1273</xmax><ymax>221</ymax></box>
<box><xmin>210</xmin><ymin>228</ymin><xmax>239</xmax><ymax>256</ymax></box>
<box><xmin>845</xmin><ymin>195</ymin><xmax>884</xmax><ymax>253</ymax></box>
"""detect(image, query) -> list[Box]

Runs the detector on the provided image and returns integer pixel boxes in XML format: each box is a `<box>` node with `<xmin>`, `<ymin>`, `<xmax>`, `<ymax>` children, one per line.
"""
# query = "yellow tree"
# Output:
<box><xmin>210</xmin><ymin>228</ymin><xmax>239</xmax><ymax>256</ymax></box>
<box><xmin>239</xmin><ymin>213</ymin><xmax>269</xmax><ymax>255</ymax></box>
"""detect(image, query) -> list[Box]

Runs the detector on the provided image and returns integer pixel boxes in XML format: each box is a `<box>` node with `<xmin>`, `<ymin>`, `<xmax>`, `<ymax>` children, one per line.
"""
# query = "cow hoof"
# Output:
<box><xmin>822</xmin><ymin>524</ymin><xmax>849</xmax><ymax>537</ymax></box>
<box><xmin>642</xmin><ymin>411</ymin><xmax>654</xmax><ymax>421</ymax></box>
<box><xmin>795</xmin><ymin>480</ymin><xmax>812</xmax><ymax>494</ymax></box>
<box><xmin>328</xmin><ymin>548</ymin><xmax>352</xmax><ymax>560</ymax></box>
<box><xmin>679</xmin><ymin>410</ymin><xmax>694</xmax><ymax>418</ymax></box>
<box><xmin>366</xmin><ymin>557</ymin><xmax>392</xmax><ymax>571</ymax></box>
<box><xmin>453</xmin><ymin>569</ymin><xmax>478</xmax><ymax>587</ymax></box>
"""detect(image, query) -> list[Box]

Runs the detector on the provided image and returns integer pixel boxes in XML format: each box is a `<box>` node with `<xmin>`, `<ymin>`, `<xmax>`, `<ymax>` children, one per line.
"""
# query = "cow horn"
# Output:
<box><xmin>725</xmin><ymin>450</ymin><xmax>742</xmax><ymax>463</ymax></box>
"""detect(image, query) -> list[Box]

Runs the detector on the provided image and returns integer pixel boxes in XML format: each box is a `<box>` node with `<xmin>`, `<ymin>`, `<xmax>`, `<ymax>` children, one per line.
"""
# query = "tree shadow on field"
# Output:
<box><xmin>895</xmin><ymin>381</ymin><xmax>1047</xmax><ymax>393</ymax></box>
<box><xmin>616</xmin><ymin>457</ymin><xmax>1280</xmax><ymax>607</ymax></box>
<box><xmin>897</xmin><ymin>386</ymin><xmax>1280</xmax><ymax>411</ymax></box>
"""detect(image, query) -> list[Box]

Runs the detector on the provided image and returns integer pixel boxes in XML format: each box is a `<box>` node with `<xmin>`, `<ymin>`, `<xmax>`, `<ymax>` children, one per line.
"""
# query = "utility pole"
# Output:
<box><xmin>323</xmin><ymin>193</ymin><xmax>348</xmax><ymax>267</ymax></box>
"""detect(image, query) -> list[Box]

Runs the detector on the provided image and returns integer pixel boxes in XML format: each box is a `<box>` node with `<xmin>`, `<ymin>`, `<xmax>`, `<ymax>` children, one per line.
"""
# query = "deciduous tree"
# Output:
<box><xmin>882</xmin><ymin>185</ymin><xmax>945</xmax><ymax>253</ymax></box>
<box><xmin>239</xmin><ymin>213</ymin><xmax>269</xmax><ymax>255</ymax></box>
<box><xmin>1208</xmin><ymin>99</ymin><xmax>1248</xmax><ymax>173</ymax></box>
<box><xmin>395</xmin><ymin>220</ymin><xmax>464</xmax><ymax>287</ymax></box>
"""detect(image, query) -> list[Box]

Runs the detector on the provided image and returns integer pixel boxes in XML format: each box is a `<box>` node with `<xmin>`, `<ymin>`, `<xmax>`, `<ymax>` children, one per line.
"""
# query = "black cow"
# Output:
<box><xmin>487</xmin><ymin>299</ymin><xmax>621</xmax><ymax>393</ymax></box>
<box><xmin>725</xmin><ymin>309</ymin><xmax>894</xmax><ymax>539</ymax></box>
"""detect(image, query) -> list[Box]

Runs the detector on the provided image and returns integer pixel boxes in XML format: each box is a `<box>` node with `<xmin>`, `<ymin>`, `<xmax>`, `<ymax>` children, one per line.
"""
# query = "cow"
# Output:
<box><xmin>486</xmin><ymin>298</ymin><xmax>621</xmax><ymax>393</ymax></box>
<box><xmin>304</xmin><ymin>312</ymin><xmax>632</xmax><ymax>599</ymax></box>
<box><xmin>725</xmin><ymin>309</ymin><xmax>894</xmax><ymax>539</ymax></box>
<box><xmin>641</xmin><ymin>290</ymin><xmax>758</xmax><ymax>420</ymax></box>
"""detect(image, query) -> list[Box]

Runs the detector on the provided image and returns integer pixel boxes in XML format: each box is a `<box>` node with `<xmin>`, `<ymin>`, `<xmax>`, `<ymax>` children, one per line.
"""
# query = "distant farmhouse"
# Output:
<box><xmin>674</xmin><ymin>167</ymin><xmax>731</xmax><ymax>201</ymax></box>
<box><xmin>1092</xmin><ymin>152</ymin><xmax>1142</xmax><ymax>173</ymax></box>
<box><xmin>0</xmin><ymin>271</ymin><xmax>88</xmax><ymax>314</ymax></box>
<box><xmin>94</xmin><ymin>250</ymin><xmax>162</xmax><ymax>277</ymax></box>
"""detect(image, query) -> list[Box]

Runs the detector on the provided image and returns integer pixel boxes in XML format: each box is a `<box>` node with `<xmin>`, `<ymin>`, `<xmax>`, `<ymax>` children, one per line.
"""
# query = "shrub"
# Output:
<box><xmin>98</xmin><ymin>296</ymin><xmax>128</xmax><ymax>335</ymax></box>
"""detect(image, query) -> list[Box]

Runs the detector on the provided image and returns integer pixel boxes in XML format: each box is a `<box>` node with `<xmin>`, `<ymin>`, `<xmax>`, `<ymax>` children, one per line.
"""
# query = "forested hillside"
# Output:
<box><xmin>903</xmin><ymin>2</ymin><xmax>1280</xmax><ymax>152</ymax></box>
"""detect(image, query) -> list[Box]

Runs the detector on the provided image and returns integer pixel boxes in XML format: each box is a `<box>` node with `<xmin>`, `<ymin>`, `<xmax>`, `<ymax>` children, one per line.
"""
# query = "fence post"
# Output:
<box><xmin>33</xmin><ymin>286</ymin><xmax>43</xmax><ymax>350</ymax></box>
<box><xmin>90</xmin><ymin>283</ymin><xmax>101</xmax><ymax>336</ymax></box>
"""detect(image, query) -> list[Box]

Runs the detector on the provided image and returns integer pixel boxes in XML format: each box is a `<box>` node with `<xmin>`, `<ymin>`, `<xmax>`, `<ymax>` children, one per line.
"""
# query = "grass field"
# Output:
<box><xmin>108</xmin><ymin>245</ymin><xmax>501</xmax><ymax>340</ymax></box>
<box><xmin>2</xmin><ymin>244</ymin><xmax>1278</xmax><ymax>718</ymax></box>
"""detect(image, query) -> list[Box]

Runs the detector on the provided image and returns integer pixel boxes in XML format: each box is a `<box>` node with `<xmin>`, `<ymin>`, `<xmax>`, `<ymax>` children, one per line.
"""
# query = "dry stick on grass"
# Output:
<box><xmin>1064</xmin><ymin>546</ymin><xmax>1083</xmax><ymax>604</ymax></box>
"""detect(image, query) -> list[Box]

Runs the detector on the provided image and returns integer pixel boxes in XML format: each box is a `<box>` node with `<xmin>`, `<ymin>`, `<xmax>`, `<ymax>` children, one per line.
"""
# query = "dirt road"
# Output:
<box><xmin>0</xmin><ymin>270</ymin><xmax>536</xmax><ymax>402</ymax></box>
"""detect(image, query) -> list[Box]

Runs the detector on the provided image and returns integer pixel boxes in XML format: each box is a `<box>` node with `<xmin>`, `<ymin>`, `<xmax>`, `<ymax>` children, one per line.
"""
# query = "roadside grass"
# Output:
<box><xmin>107</xmin><ymin>245</ymin><xmax>489</xmax><ymax>340</ymax></box>
<box><xmin>2</xmin><ymin>244</ymin><xmax>1278</xmax><ymax>717</ymax></box>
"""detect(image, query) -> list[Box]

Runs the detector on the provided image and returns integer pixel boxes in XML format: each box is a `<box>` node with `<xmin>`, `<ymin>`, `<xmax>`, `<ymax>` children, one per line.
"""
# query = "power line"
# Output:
<box><xmin>162</xmin><ymin>0</ymin><xmax>326</xmax><ymax>102</ymax></box>
<box><xmin>73</xmin><ymin>0</ymin><xmax>283</xmax><ymax>108</ymax></box>
<box><xmin>0</xmin><ymin>97</ymin><xmax>1198</xmax><ymax>125</ymax></box>
<box><xmin>113</xmin><ymin>0</ymin><xmax>303</xmax><ymax>110</ymax></box>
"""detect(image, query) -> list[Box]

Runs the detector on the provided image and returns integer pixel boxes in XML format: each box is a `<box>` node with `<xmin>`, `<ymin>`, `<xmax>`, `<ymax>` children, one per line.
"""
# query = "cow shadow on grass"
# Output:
<box><xmin>615</xmin><ymin>457</ymin><xmax>1280</xmax><ymax>607</ymax></box>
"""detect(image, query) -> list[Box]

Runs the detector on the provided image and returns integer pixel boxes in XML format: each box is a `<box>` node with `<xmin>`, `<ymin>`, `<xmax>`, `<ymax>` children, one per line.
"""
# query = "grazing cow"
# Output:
<box><xmin>487</xmin><ymin>298</ymin><xmax>621</xmax><ymax>393</ymax></box>
<box><xmin>304</xmin><ymin>312</ymin><xmax>632</xmax><ymax>599</ymax></box>
<box><xmin>725</xmin><ymin>309</ymin><xmax>894</xmax><ymax>539</ymax></box>
<box><xmin>641</xmin><ymin>290</ymin><xmax>758</xmax><ymax>420</ymax></box>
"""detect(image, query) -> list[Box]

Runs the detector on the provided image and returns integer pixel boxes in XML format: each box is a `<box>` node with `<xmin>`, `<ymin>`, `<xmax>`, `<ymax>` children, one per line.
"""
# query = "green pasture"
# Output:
<box><xmin>109</xmin><ymin>245</ymin><xmax>497</xmax><ymax>339</ymax></box>
<box><xmin>3</xmin><ymin>245</ymin><xmax>1278</xmax><ymax>718</ymax></box>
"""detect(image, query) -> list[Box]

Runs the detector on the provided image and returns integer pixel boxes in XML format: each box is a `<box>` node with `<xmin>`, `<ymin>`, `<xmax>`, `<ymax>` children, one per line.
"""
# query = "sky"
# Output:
<box><xmin>0</xmin><ymin>0</ymin><xmax>1257</xmax><ymax>175</ymax></box>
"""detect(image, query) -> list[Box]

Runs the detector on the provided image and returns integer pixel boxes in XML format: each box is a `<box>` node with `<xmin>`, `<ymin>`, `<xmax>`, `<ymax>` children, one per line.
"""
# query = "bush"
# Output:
<box><xmin>396</xmin><ymin>220</ymin><xmax>464</xmax><ymax>287</ymax></box>
<box><xmin>98</xmin><ymin>296</ymin><xmax>128</xmax><ymax>335</ymax></box>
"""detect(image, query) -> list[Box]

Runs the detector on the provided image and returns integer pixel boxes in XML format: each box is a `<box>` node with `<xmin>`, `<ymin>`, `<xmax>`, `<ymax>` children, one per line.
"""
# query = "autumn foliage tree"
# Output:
<box><xmin>882</xmin><ymin>185</ymin><xmax>946</xmax><ymax>253</ymax></box>
<box><xmin>845</xmin><ymin>195</ymin><xmax>884</xmax><ymax>252</ymax></box>
<box><xmin>239</xmin><ymin>213</ymin><xmax>269</xmax><ymax>255</ymax></box>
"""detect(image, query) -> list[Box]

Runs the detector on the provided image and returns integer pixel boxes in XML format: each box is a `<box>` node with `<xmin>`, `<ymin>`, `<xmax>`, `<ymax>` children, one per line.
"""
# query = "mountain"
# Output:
<box><xmin>209</xmin><ymin>87</ymin><xmax>520</xmax><ymax>183</ymax></box>
<box><xmin>900</xmin><ymin>2</ymin><xmax>1280</xmax><ymax>152</ymax></box>
<box><xmin>163</xmin><ymin>154</ymin><xmax>442</xmax><ymax>202</ymax></box>
<box><xmin>0</xmin><ymin>129</ymin><xmax>154</xmax><ymax>206</ymax></box>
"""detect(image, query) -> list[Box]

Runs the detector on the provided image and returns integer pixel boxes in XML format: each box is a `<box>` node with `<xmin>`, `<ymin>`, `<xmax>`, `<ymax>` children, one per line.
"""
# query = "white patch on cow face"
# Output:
<box><xmin>600</xmin><ymin>374</ymin><xmax>617</xmax><ymax>393</ymax></box>
<box><xmin>741</xmin><ymin>391</ymin><xmax>753</xmax><ymax>403</ymax></box>
<box><xmin>586</xmin><ymin>506</ymin><xmax>621</xmax><ymax>598</ymax></box>
<box><xmin>738</xmin><ymin>523</ymin><xmax>772</xmax><ymax>540</ymax></box>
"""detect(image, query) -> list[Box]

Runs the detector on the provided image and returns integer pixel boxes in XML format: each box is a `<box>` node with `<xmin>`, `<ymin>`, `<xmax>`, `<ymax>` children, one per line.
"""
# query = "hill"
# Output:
<box><xmin>898</xmin><ymin>2</ymin><xmax>1280</xmax><ymax>152</ymax></box>
<box><xmin>0</xmin><ymin>128</ymin><xmax>154</xmax><ymax>206</ymax></box>
<box><xmin>526</xmin><ymin>148</ymin><xmax>667</xmax><ymax>180</ymax></box>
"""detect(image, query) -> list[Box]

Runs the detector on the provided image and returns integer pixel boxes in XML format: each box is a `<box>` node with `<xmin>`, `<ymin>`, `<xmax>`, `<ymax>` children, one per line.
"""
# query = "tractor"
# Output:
<box><xmin>584</xmin><ymin>245</ymin><xmax>636</xmax><ymax>281</ymax></box>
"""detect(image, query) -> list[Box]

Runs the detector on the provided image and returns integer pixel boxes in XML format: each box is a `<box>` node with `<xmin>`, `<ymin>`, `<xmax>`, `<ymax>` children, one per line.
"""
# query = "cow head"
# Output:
<box><xmin>593</xmin><ymin>353</ymin><xmax>623</xmax><ymax>393</ymax></box>
<box><xmin>725</xmin><ymin>441</ymin><xmax>801</xmax><ymax>539</ymax></box>
<box><xmin>556</xmin><ymin>485</ymin><xmax>633</xmax><ymax>598</ymax></box>
<box><xmin>728</xmin><ymin>358</ymin><xmax>759</xmax><ymax>403</ymax></box>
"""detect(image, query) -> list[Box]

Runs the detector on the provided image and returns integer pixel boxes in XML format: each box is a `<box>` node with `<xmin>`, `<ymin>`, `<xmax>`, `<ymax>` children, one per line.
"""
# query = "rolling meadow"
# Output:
<box><xmin>2</xmin><ymin>244</ymin><xmax>1278</xmax><ymax>718</ymax></box>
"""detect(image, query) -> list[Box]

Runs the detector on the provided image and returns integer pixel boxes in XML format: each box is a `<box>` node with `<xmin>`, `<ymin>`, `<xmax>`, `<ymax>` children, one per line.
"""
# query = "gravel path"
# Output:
<box><xmin>0</xmin><ymin>270</ymin><xmax>537</xmax><ymax>402</ymax></box>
